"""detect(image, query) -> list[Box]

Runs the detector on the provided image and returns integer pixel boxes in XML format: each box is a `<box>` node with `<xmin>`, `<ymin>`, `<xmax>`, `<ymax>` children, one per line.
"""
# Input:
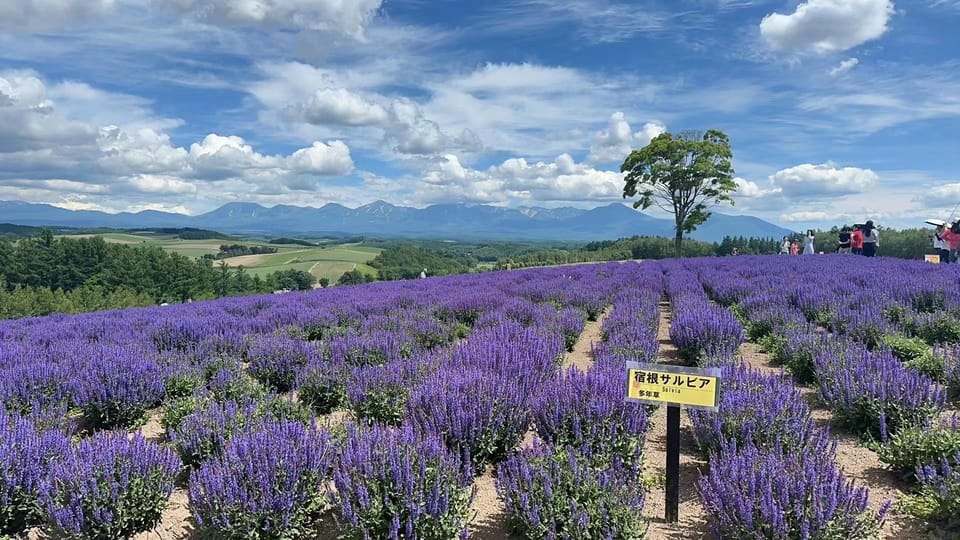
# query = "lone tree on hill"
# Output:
<box><xmin>621</xmin><ymin>129</ymin><xmax>736</xmax><ymax>258</ymax></box>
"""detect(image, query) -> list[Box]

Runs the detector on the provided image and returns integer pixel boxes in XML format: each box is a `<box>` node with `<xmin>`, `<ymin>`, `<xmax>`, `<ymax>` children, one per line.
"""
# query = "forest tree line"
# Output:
<box><xmin>495</xmin><ymin>228</ymin><xmax>944</xmax><ymax>269</ymax></box>
<box><xmin>201</xmin><ymin>244</ymin><xmax>278</xmax><ymax>260</ymax></box>
<box><xmin>497</xmin><ymin>235</ymin><xmax>779</xmax><ymax>268</ymax></box>
<box><xmin>0</xmin><ymin>230</ymin><xmax>314</xmax><ymax>319</ymax></box>
<box><xmin>368</xmin><ymin>245</ymin><xmax>478</xmax><ymax>281</ymax></box>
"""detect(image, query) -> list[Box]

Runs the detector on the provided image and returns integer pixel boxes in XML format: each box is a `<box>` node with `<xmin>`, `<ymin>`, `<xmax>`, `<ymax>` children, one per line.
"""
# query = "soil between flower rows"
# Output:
<box><xmin>644</xmin><ymin>303</ymin><xmax>710</xmax><ymax>540</ymax></box>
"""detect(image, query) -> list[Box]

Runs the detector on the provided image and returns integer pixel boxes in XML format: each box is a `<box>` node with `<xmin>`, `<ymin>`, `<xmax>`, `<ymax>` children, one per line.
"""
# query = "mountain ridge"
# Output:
<box><xmin>0</xmin><ymin>200</ymin><xmax>795</xmax><ymax>243</ymax></box>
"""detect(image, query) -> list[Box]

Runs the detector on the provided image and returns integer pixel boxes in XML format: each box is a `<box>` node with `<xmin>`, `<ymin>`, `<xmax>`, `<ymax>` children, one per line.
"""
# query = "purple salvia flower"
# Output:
<box><xmin>40</xmin><ymin>432</ymin><xmax>180</xmax><ymax>539</ymax></box>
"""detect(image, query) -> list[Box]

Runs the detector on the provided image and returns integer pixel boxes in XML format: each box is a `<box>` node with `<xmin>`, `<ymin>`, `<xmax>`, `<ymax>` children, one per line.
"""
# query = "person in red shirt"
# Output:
<box><xmin>940</xmin><ymin>221</ymin><xmax>960</xmax><ymax>263</ymax></box>
<box><xmin>850</xmin><ymin>225</ymin><xmax>864</xmax><ymax>255</ymax></box>
<box><xmin>790</xmin><ymin>241</ymin><xmax>799</xmax><ymax>255</ymax></box>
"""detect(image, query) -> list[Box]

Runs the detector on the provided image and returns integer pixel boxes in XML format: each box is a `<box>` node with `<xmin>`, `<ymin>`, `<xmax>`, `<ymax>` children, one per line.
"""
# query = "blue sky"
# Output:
<box><xmin>0</xmin><ymin>0</ymin><xmax>958</xmax><ymax>230</ymax></box>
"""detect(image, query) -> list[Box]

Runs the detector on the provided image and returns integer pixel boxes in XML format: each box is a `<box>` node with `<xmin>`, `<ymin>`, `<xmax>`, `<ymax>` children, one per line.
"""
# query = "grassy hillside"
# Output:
<box><xmin>222</xmin><ymin>245</ymin><xmax>380</xmax><ymax>282</ymax></box>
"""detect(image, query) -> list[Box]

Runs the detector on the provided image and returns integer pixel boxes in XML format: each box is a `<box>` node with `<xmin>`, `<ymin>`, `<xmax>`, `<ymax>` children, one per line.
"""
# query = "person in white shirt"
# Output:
<box><xmin>934</xmin><ymin>225</ymin><xmax>951</xmax><ymax>263</ymax></box>
<box><xmin>803</xmin><ymin>230</ymin><xmax>815</xmax><ymax>255</ymax></box>
<box><xmin>780</xmin><ymin>236</ymin><xmax>790</xmax><ymax>255</ymax></box>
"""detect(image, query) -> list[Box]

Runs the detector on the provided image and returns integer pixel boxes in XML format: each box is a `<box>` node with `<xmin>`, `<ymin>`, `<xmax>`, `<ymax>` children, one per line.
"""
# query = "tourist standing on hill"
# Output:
<box><xmin>790</xmin><ymin>239</ymin><xmax>799</xmax><ymax>255</ymax></box>
<box><xmin>935</xmin><ymin>224</ymin><xmax>952</xmax><ymax>263</ymax></box>
<box><xmin>803</xmin><ymin>230</ymin><xmax>815</xmax><ymax>255</ymax></box>
<box><xmin>861</xmin><ymin>221</ymin><xmax>879</xmax><ymax>257</ymax></box>
<box><xmin>837</xmin><ymin>226</ymin><xmax>852</xmax><ymax>253</ymax></box>
<box><xmin>780</xmin><ymin>236</ymin><xmax>790</xmax><ymax>255</ymax></box>
<box><xmin>851</xmin><ymin>225</ymin><xmax>864</xmax><ymax>255</ymax></box>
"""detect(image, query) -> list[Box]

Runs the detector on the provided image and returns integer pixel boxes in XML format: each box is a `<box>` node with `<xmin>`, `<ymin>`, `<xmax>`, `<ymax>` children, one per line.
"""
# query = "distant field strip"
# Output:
<box><xmin>58</xmin><ymin>233</ymin><xmax>380</xmax><ymax>282</ymax></box>
<box><xmin>224</xmin><ymin>245</ymin><xmax>381</xmax><ymax>281</ymax></box>
<box><xmin>61</xmin><ymin>234</ymin><xmax>229</xmax><ymax>256</ymax></box>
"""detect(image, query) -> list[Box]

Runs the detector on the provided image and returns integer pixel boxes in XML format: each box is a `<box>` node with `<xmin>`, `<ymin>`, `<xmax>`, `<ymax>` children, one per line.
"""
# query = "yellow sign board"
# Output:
<box><xmin>926</xmin><ymin>254</ymin><xmax>941</xmax><ymax>264</ymax></box>
<box><xmin>625</xmin><ymin>362</ymin><xmax>721</xmax><ymax>410</ymax></box>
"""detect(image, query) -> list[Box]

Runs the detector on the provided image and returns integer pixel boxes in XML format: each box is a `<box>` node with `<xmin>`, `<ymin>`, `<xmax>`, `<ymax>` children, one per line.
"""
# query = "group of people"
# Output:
<box><xmin>835</xmin><ymin>221</ymin><xmax>880</xmax><ymax>257</ymax></box>
<box><xmin>775</xmin><ymin>220</ymin><xmax>881</xmax><ymax>257</ymax></box>
<box><xmin>933</xmin><ymin>220</ymin><xmax>960</xmax><ymax>263</ymax></box>
<box><xmin>779</xmin><ymin>230</ymin><xmax>818</xmax><ymax>255</ymax></box>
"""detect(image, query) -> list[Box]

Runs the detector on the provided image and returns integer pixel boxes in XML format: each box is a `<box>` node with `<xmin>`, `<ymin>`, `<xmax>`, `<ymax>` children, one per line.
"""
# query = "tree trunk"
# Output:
<box><xmin>674</xmin><ymin>228</ymin><xmax>683</xmax><ymax>258</ymax></box>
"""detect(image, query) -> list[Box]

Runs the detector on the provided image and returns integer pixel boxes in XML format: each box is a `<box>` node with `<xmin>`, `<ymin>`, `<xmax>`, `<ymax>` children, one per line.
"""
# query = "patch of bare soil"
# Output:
<box><xmin>133</xmin><ymin>488</ymin><xmax>195</xmax><ymax>540</ymax></box>
<box><xmin>655</xmin><ymin>303</ymin><xmax>685</xmax><ymax>366</ymax></box>
<box><xmin>737</xmin><ymin>341</ymin><xmax>782</xmax><ymax>376</ymax></box>
<box><xmin>563</xmin><ymin>309</ymin><xmax>608</xmax><ymax>372</ymax></box>
<box><xmin>315</xmin><ymin>409</ymin><xmax>354</xmax><ymax>430</ymax></box>
<box><xmin>645</xmin><ymin>303</ymin><xmax>711</xmax><ymax>540</ymax></box>
<box><xmin>138</xmin><ymin>409</ymin><xmax>166</xmax><ymax>443</ymax></box>
<box><xmin>469</xmin><ymin>466</ymin><xmax>514</xmax><ymax>539</ymax></box>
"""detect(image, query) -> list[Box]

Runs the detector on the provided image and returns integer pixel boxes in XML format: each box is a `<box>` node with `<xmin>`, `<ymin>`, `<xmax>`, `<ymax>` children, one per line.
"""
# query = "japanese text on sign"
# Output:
<box><xmin>625</xmin><ymin>362</ymin><xmax>721</xmax><ymax>410</ymax></box>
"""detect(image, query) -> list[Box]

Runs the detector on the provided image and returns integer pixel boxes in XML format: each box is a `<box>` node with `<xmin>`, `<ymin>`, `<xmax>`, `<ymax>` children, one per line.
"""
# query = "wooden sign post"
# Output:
<box><xmin>625</xmin><ymin>362</ymin><xmax>721</xmax><ymax>523</ymax></box>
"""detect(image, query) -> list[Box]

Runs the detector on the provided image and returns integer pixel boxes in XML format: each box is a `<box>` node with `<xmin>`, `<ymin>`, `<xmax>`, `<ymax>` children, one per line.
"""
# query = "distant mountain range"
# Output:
<box><xmin>0</xmin><ymin>200</ymin><xmax>795</xmax><ymax>243</ymax></box>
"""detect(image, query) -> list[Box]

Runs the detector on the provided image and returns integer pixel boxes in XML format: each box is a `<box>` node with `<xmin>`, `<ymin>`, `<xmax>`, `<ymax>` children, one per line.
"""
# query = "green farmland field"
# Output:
<box><xmin>58</xmin><ymin>233</ymin><xmax>381</xmax><ymax>283</ymax></box>
<box><xmin>222</xmin><ymin>245</ymin><xmax>380</xmax><ymax>282</ymax></box>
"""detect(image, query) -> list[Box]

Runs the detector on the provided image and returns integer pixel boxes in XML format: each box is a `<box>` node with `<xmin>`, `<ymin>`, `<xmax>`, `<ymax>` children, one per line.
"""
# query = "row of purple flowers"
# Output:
<box><xmin>661</xmin><ymin>258</ymin><xmax>889</xmax><ymax>538</ymax></box>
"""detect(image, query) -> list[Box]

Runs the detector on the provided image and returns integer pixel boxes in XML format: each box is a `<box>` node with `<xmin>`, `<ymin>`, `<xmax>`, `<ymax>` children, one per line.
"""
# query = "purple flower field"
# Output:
<box><xmin>1</xmin><ymin>256</ymin><xmax>959</xmax><ymax>538</ymax></box>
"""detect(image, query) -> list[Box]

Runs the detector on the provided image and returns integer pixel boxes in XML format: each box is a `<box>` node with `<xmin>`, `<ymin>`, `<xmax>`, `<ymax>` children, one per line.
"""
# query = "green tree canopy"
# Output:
<box><xmin>621</xmin><ymin>129</ymin><xmax>736</xmax><ymax>257</ymax></box>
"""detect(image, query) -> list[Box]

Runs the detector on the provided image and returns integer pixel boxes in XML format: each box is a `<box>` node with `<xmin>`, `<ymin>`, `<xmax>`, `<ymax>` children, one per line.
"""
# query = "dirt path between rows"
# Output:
<box><xmin>739</xmin><ymin>336</ymin><xmax>928</xmax><ymax>540</ymax></box>
<box><xmin>468</xmin><ymin>308</ymin><xmax>609</xmax><ymax>538</ymax></box>
<box><xmin>563</xmin><ymin>310</ymin><xmax>608</xmax><ymax>372</ymax></box>
<box><xmin>131</xmin><ymin>410</ymin><xmax>194</xmax><ymax>540</ymax></box>
<box><xmin>645</xmin><ymin>302</ymin><xmax>711</xmax><ymax>540</ymax></box>
<box><xmin>132</xmin><ymin>489</ymin><xmax>193</xmax><ymax>540</ymax></box>
<box><xmin>737</xmin><ymin>341</ymin><xmax>782</xmax><ymax>376</ymax></box>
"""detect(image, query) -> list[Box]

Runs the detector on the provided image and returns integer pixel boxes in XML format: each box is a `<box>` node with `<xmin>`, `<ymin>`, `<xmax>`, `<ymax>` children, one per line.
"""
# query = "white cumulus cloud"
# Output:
<box><xmin>769</xmin><ymin>162</ymin><xmax>878</xmax><ymax>196</ymax></box>
<box><xmin>0</xmin><ymin>70</ymin><xmax>356</xmax><ymax>210</ymax></box>
<box><xmin>416</xmin><ymin>152</ymin><xmax>626</xmax><ymax>205</ymax></box>
<box><xmin>760</xmin><ymin>0</ymin><xmax>895</xmax><ymax>54</ymax></box>
<box><xmin>283</xmin><ymin>86</ymin><xmax>483</xmax><ymax>156</ymax></box>
<box><xmin>385</xmin><ymin>98</ymin><xmax>483</xmax><ymax>155</ymax></box>
<box><xmin>287</xmin><ymin>141</ymin><xmax>354</xmax><ymax>174</ymax></box>
<box><xmin>97</xmin><ymin>126</ymin><xmax>189</xmax><ymax>175</ymax></box>
<box><xmin>187</xmin><ymin>134</ymin><xmax>354</xmax><ymax>179</ymax></box>
<box><xmin>252</xmin><ymin>61</ymin><xmax>662</xmax><ymax>161</ymax></box>
<box><xmin>733</xmin><ymin>177</ymin><xmax>780</xmax><ymax>198</ymax></box>
<box><xmin>0</xmin><ymin>71</ymin><xmax>97</xmax><ymax>153</ymax></box>
<box><xmin>913</xmin><ymin>182</ymin><xmax>960</xmax><ymax>207</ymax></box>
<box><xmin>587</xmin><ymin>112</ymin><xmax>666</xmax><ymax>164</ymax></box>
<box><xmin>287</xmin><ymin>88</ymin><xmax>389</xmax><ymax>126</ymax></box>
<box><xmin>127</xmin><ymin>174</ymin><xmax>197</xmax><ymax>194</ymax></box>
